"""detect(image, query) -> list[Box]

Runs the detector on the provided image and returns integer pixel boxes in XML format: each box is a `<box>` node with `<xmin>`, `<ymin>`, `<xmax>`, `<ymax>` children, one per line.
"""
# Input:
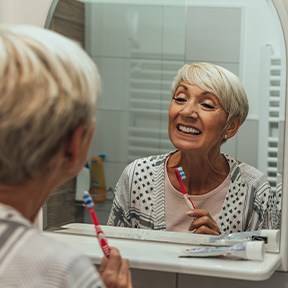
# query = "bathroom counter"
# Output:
<box><xmin>43</xmin><ymin>224</ymin><xmax>281</xmax><ymax>281</ymax></box>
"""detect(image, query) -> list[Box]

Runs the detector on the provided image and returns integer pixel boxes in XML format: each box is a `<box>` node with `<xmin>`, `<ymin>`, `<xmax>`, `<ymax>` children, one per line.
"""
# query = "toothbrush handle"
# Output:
<box><xmin>175</xmin><ymin>169</ymin><xmax>195</xmax><ymax>209</ymax></box>
<box><xmin>89</xmin><ymin>208</ymin><xmax>111</xmax><ymax>258</ymax></box>
<box><xmin>184</xmin><ymin>194</ymin><xmax>195</xmax><ymax>210</ymax></box>
<box><xmin>95</xmin><ymin>225</ymin><xmax>111</xmax><ymax>258</ymax></box>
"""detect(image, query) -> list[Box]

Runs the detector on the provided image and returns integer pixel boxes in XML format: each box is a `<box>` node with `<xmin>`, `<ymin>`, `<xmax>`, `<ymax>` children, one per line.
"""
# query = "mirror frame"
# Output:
<box><xmin>272</xmin><ymin>0</ymin><xmax>288</xmax><ymax>272</ymax></box>
<box><xmin>44</xmin><ymin>0</ymin><xmax>288</xmax><ymax>271</ymax></box>
<box><xmin>44</xmin><ymin>0</ymin><xmax>59</xmax><ymax>28</ymax></box>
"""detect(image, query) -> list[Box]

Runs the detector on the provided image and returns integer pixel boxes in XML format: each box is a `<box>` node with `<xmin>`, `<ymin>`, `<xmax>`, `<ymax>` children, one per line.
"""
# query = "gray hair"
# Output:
<box><xmin>171</xmin><ymin>62</ymin><xmax>249</xmax><ymax>125</ymax></box>
<box><xmin>0</xmin><ymin>25</ymin><xmax>101</xmax><ymax>184</ymax></box>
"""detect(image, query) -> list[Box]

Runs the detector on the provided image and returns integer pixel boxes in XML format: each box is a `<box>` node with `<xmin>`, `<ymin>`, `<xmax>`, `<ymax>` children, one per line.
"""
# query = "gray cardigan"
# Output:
<box><xmin>107</xmin><ymin>152</ymin><xmax>280</xmax><ymax>233</ymax></box>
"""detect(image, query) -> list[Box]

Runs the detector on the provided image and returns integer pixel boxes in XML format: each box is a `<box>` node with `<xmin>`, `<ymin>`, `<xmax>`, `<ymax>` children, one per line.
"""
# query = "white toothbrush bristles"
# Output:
<box><xmin>177</xmin><ymin>167</ymin><xmax>186</xmax><ymax>180</ymax></box>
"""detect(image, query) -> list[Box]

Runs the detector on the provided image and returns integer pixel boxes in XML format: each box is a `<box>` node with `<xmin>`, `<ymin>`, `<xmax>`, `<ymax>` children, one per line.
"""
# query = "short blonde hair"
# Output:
<box><xmin>171</xmin><ymin>62</ymin><xmax>249</xmax><ymax>125</ymax></box>
<box><xmin>0</xmin><ymin>25</ymin><xmax>101</xmax><ymax>184</ymax></box>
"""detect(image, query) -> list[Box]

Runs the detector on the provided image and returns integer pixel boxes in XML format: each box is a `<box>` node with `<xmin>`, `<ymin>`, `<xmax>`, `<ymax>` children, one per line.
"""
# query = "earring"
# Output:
<box><xmin>224</xmin><ymin>134</ymin><xmax>228</xmax><ymax>140</ymax></box>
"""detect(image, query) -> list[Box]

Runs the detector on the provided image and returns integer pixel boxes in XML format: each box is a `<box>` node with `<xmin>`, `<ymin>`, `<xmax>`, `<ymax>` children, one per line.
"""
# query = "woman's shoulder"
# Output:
<box><xmin>30</xmin><ymin>231</ymin><xmax>89</xmax><ymax>262</ymax></box>
<box><xmin>25</xmin><ymin>232</ymin><xmax>102</xmax><ymax>286</ymax></box>
<box><xmin>128</xmin><ymin>151</ymin><xmax>173</xmax><ymax>168</ymax></box>
<box><xmin>118</xmin><ymin>152</ymin><xmax>171</xmax><ymax>181</ymax></box>
<box><xmin>224</xmin><ymin>154</ymin><xmax>268</xmax><ymax>185</ymax></box>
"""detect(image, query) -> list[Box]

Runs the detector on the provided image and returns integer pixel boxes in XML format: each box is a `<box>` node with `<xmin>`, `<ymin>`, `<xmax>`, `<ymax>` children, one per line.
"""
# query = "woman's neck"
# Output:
<box><xmin>167</xmin><ymin>150</ymin><xmax>229</xmax><ymax>195</ymax></box>
<box><xmin>0</xmin><ymin>174</ymin><xmax>59</xmax><ymax>222</ymax></box>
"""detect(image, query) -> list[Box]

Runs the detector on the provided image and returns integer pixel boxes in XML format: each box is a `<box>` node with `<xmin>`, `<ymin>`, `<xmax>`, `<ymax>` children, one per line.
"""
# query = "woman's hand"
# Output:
<box><xmin>99</xmin><ymin>247</ymin><xmax>133</xmax><ymax>288</ymax></box>
<box><xmin>186</xmin><ymin>209</ymin><xmax>221</xmax><ymax>235</ymax></box>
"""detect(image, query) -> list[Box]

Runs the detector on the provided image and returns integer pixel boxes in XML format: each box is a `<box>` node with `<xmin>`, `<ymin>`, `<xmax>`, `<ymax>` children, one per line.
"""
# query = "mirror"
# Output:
<box><xmin>44</xmin><ymin>0</ymin><xmax>285</xmax><ymax>241</ymax></box>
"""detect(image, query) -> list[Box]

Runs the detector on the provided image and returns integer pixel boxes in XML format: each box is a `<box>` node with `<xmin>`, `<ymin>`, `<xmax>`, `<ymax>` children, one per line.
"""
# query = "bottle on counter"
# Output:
<box><xmin>89</xmin><ymin>154</ymin><xmax>107</xmax><ymax>202</ymax></box>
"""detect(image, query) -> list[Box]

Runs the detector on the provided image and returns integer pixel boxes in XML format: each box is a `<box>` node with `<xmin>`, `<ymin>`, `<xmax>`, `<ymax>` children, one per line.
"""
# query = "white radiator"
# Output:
<box><xmin>126</xmin><ymin>59</ymin><xmax>180</xmax><ymax>161</ymax></box>
<box><xmin>258</xmin><ymin>45</ymin><xmax>285</xmax><ymax>191</ymax></box>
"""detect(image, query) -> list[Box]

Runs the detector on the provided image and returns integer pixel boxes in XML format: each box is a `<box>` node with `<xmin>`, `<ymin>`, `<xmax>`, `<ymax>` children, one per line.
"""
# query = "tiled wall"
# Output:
<box><xmin>86</xmin><ymin>3</ymin><xmax>243</xmax><ymax>190</ymax></box>
<box><xmin>43</xmin><ymin>0</ymin><xmax>284</xmax><ymax>228</ymax></box>
<box><xmin>85</xmin><ymin>0</ymin><xmax>284</xmax><ymax>193</ymax></box>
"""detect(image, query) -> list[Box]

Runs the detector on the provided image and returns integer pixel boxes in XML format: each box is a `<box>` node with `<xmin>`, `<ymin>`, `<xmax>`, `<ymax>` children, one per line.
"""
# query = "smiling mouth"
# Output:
<box><xmin>177</xmin><ymin>124</ymin><xmax>201</xmax><ymax>135</ymax></box>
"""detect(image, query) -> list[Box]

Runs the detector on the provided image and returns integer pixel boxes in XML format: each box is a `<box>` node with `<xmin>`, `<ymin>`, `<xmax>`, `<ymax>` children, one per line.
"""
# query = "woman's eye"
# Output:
<box><xmin>202</xmin><ymin>103</ymin><xmax>215</xmax><ymax>109</ymax></box>
<box><xmin>172</xmin><ymin>96</ymin><xmax>186</xmax><ymax>103</ymax></box>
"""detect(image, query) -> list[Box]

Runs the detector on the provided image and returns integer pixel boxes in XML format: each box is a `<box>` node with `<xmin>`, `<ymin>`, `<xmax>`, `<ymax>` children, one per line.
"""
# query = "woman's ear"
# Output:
<box><xmin>225</xmin><ymin>117</ymin><xmax>241</xmax><ymax>140</ymax></box>
<box><xmin>64</xmin><ymin>121</ymin><xmax>95</xmax><ymax>167</ymax></box>
<box><xmin>53</xmin><ymin>122</ymin><xmax>95</xmax><ymax>183</ymax></box>
<box><xmin>64</xmin><ymin>125</ymin><xmax>86</xmax><ymax>163</ymax></box>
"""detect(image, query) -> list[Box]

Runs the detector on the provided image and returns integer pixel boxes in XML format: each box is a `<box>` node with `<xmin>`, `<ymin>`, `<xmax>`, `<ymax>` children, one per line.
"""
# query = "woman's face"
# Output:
<box><xmin>168</xmin><ymin>82</ymin><xmax>228</xmax><ymax>155</ymax></box>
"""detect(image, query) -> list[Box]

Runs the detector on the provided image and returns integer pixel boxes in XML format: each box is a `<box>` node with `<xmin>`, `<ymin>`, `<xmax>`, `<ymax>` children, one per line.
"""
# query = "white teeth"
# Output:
<box><xmin>178</xmin><ymin>125</ymin><xmax>200</xmax><ymax>135</ymax></box>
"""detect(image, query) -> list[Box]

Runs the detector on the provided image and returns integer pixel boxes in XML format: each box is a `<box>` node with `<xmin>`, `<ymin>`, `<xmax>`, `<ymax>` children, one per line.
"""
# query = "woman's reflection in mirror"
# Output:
<box><xmin>107</xmin><ymin>62</ymin><xmax>280</xmax><ymax>235</ymax></box>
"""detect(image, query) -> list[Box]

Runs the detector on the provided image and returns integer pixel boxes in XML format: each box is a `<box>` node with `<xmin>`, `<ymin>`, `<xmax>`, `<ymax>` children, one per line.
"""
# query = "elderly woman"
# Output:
<box><xmin>0</xmin><ymin>25</ymin><xmax>132</xmax><ymax>287</ymax></box>
<box><xmin>108</xmin><ymin>62</ymin><xmax>278</xmax><ymax>235</ymax></box>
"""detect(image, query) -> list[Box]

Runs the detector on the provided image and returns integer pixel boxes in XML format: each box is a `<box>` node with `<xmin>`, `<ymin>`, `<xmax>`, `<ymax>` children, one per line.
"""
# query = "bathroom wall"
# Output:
<box><xmin>1</xmin><ymin>2</ymin><xmax>288</xmax><ymax>287</ymax></box>
<box><xmin>85</xmin><ymin>0</ymin><xmax>284</xmax><ymax>192</ymax></box>
<box><xmin>0</xmin><ymin>0</ymin><xmax>52</xmax><ymax>26</ymax></box>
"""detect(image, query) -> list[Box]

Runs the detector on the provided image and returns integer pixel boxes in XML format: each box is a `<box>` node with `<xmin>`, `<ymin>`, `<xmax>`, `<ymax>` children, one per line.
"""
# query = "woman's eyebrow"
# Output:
<box><xmin>201</xmin><ymin>91</ymin><xmax>215</xmax><ymax>97</ymax></box>
<box><xmin>176</xmin><ymin>83</ymin><xmax>189</xmax><ymax>91</ymax></box>
<box><xmin>176</xmin><ymin>84</ymin><xmax>217</xmax><ymax>100</ymax></box>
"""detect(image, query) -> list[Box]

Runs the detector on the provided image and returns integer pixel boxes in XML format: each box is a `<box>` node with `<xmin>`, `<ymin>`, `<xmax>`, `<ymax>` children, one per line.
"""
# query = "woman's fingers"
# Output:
<box><xmin>192</xmin><ymin>226</ymin><xmax>221</xmax><ymax>235</ymax></box>
<box><xmin>117</xmin><ymin>259</ymin><xmax>132</xmax><ymax>288</ymax></box>
<box><xmin>99</xmin><ymin>247</ymin><xmax>132</xmax><ymax>288</ymax></box>
<box><xmin>186</xmin><ymin>209</ymin><xmax>221</xmax><ymax>235</ymax></box>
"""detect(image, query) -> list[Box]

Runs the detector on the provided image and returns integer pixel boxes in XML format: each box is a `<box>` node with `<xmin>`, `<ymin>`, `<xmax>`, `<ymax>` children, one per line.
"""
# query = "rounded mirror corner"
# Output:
<box><xmin>44</xmin><ymin>0</ymin><xmax>286</xmax><ymax>266</ymax></box>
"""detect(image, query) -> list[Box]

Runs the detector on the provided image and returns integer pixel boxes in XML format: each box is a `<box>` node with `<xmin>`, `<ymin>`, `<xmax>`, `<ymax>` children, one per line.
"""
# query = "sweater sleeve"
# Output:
<box><xmin>107</xmin><ymin>162</ymin><xmax>134</xmax><ymax>227</ymax></box>
<box><xmin>264</xmin><ymin>173</ymin><xmax>282</xmax><ymax>230</ymax></box>
<box><xmin>64</xmin><ymin>255</ymin><xmax>105</xmax><ymax>288</ymax></box>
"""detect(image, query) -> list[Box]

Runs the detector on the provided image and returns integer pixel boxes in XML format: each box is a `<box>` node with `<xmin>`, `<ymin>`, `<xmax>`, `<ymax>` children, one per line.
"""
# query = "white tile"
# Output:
<box><xmin>129</xmin><ymin>5</ymin><xmax>163</xmax><ymax>59</ymax></box>
<box><xmin>93</xmin><ymin>57</ymin><xmax>130</xmax><ymax>110</ymax></box>
<box><xmin>185</xmin><ymin>7</ymin><xmax>241</xmax><ymax>62</ymax></box>
<box><xmin>162</xmin><ymin>6</ymin><xmax>186</xmax><ymax>60</ymax></box>
<box><xmin>86</xmin><ymin>4</ymin><xmax>165</xmax><ymax>59</ymax></box>
<box><xmin>84</xmin><ymin>3</ymin><xmax>103</xmax><ymax>57</ymax></box>
<box><xmin>236</xmin><ymin>118</ymin><xmax>258</xmax><ymax>168</ymax></box>
<box><xmin>91</xmin><ymin>110</ymin><xmax>129</xmax><ymax>162</ymax></box>
<box><xmin>86</xmin><ymin>4</ymin><xmax>132</xmax><ymax>57</ymax></box>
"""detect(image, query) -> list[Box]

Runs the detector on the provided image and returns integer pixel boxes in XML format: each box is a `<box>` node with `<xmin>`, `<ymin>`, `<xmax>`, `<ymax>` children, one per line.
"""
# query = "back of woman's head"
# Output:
<box><xmin>171</xmin><ymin>62</ymin><xmax>249</xmax><ymax>126</ymax></box>
<box><xmin>0</xmin><ymin>25</ymin><xmax>101</xmax><ymax>184</ymax></box>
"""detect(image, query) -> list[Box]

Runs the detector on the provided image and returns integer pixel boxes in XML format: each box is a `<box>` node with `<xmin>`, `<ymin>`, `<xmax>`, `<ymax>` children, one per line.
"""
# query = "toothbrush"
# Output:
<box><xmin>83</xmin><ymin>191</ymin><xmax>111</xmax><ymax>258</ymax></box>
<box><xmin>174</xmin><ymin>167</ymin><xmax>195</xmax><ymax>210</ymax></box>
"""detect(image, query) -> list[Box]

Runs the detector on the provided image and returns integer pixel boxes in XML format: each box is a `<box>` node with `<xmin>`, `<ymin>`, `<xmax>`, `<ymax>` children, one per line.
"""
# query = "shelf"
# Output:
<box><xmin>43</xmin><ymin>224</ymin><xmax>281</xmax><ymax>281</ymax></box>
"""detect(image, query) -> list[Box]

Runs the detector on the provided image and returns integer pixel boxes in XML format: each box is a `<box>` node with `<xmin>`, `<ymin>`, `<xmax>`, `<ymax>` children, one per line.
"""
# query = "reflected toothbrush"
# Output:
<box><xmin>174</xmin><ymin>167</ymin><xmax>195</xmax><ymax>209</ymax></box>
<box><xmin>83</xmin><ymin>191</ymin><xmax>111</xmax><ymax>258</ymax></box>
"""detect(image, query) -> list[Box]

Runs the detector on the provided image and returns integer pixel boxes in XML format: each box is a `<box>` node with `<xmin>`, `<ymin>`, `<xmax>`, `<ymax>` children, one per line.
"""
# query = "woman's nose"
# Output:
<box><xmin>180</xmin><ymin>101</ymin><xmax>198</xmax><ymax>118</ymax></box>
